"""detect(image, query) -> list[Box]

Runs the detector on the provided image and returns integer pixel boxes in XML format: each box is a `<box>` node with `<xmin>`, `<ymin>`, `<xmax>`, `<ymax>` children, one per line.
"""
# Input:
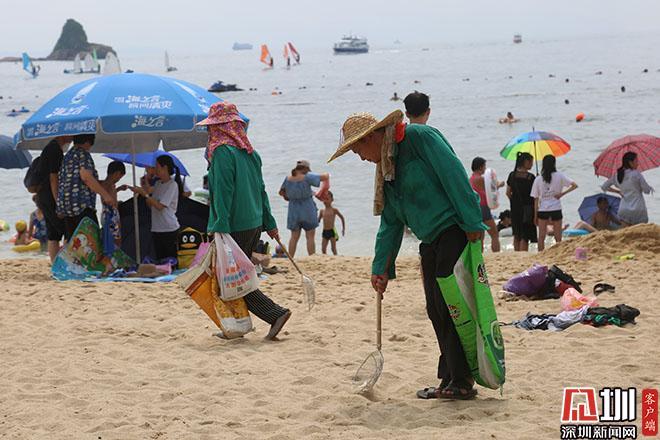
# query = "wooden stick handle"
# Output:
<box><xmin>376</xmin><ymin>292</ymin><xmax>382</xmax><ymax>351</ymax></box>
<box><xmin>274</xmin><ymin>237</ymin><xmax>304</xmax><ymax>276</ymax></box>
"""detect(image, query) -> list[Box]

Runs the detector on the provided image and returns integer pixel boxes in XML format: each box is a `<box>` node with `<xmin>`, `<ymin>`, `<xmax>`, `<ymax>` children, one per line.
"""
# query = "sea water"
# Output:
<box><xmin>1</xmin><ymin>34</ymin><xmax>659</xmax><ymax>259</ymax></box>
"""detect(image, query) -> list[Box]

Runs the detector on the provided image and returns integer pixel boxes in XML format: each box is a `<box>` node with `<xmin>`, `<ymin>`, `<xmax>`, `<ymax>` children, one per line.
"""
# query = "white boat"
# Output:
<box><xmin>232</xmin><ymin>42</ymin><xmax>253</xmax><ymax>51</ymax></box>
<box><xmin>513</xmin><ymin>34</ymin><xmax>522</xmax><ymax>44</ymax></box>
<box><xmin>83</xmin><ymin>52</ymin><xmax>100</xmax><ymax>73</ymax></box>
<box><xmin>333</xmin><ymin>35</ymin><xmax>369</xmax><ymax>54</ymax></box>
<box><xmin>165</xmin><ymin>51</ymin><xmax>177</xmax><ymax>72</ymax></box>
<box><xmin>103</xmin><ymin>52</ymin><xmax>121</xmax><ymax>75</ymax></box>
<box><xmin>63</xmin><ymin>53</ymin><xmax>83</xmax><ymax>74</ymax></box>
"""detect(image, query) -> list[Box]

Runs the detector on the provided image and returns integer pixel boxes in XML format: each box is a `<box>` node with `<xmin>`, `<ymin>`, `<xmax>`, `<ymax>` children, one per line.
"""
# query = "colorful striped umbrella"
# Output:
<box><xmin>593</xmin><ymin>134</ymin><xmax>660</xmax><ymax>178</ymax></box>
<box><xmin>500</xmin><ymin>130</ymin><xmax>572</xmax><ymax>161</ymax></box>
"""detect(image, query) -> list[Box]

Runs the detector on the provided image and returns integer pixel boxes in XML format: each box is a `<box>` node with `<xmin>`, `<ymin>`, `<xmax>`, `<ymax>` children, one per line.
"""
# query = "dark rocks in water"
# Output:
<box><xmin>208</xmin><ymin>81</ymin><xmax>243</xmax><ymax>93</ymax></box>
<box><xmin>48</xmin><ymin>19</ymin><xmax>116</xmax><ymax>60</ymax></box>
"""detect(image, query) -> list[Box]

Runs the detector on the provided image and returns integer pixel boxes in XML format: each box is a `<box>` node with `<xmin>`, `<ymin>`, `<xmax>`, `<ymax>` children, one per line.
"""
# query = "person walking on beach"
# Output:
<box><xmin>131</xmin><ymin>155</ymin><xmax>181</xmax><ymax>263</ymax></box>
<box><xmin>530</xmin><ymin>155</ymin><xmax>578</xmax><ymax>251</ymax></box>
<box><xmin>403</xmin><ymin>91</ymin><xmax>430</xmax><ymax>124</ymax></box>
<box><xmin>601</xmin><ymin>152</ymin><xmax>654</xmax><ymax>225</ymax></box>
<box><xmin>328</xmin><ymin>110</ymin><xmax>486</xmax><ymax>399</ymax></box>
<box><xmin>197</xmin><ymin>101</ymin><xmax>291</xmax><ymax>340</ymax></box>
<box><xmin>505</xmin><ymin>152</ymin><xmax>537</xmax><ymax>251</ymax></box>
<box><xmin>318</xmin><ymin>191</ymin><xmax>346</xmax><ymax>255</ymax></box>
<box><xmin>56</xmin><ymin>134</ymin><xmax>116</xmax><ymax>241</ymax></box>
<box><xmin>36</xmin><ymin>136</ymin><xmax>71</xmax><ymax>261</ymax></box>
<box><xmin>278</xmin><ymin>160</ymin><xmax>329</xmax><ymax>258</ymax></box>
<box><xmin>469</xmin><ymin>157</ymin><xmax>503</xmax><ymax>252</ymax></box>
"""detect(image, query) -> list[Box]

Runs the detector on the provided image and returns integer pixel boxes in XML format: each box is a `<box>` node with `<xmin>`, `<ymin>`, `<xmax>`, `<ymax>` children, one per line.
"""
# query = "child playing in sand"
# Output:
<box><xmin>28</xmin><ymin>196</ymin><xmax>48</xmax><ymax>251</ymax></box>
<box><xmin>100</xmin><ymin>161</ymin><xmax>128</xmax><ymax>253</ymax></box>
<box><xmin>318</xmin><ymin>191</ymin><xmax>346</xmax><ymax>255</ymax></box>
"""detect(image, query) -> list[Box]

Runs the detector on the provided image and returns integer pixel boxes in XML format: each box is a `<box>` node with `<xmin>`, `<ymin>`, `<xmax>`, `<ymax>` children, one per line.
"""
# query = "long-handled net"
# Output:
<box><xmin>353</xmin><ymin>292</ymin><xmax>383</xmax><ymax>393</ymax></box>
<box><xmin>275</xmin><ymin>237</ymin><xmax>315</xmax><ymax>310</ymax></box>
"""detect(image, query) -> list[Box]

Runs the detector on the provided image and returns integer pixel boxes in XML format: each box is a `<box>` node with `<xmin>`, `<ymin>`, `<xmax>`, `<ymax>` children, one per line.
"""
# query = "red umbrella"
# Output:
<box><xmin>593</xmin><ymin>134</ymin><xmax>660</xmax><ymax>177</ymax></box>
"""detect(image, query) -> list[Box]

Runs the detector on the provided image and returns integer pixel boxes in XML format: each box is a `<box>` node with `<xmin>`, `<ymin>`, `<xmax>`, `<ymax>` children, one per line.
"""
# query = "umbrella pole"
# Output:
<box><xmin>131</xmin><ymin>142</ymin><xmax>141</xmax><ymax>263</ymax></box>
<box><xmin>532</xmin><ymin>126</ymin><xmax>539</xmax><ymax>175</ymax></box>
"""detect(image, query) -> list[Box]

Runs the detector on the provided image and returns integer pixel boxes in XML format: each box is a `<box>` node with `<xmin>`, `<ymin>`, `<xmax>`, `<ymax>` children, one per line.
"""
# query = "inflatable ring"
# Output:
<box><xmin>563</xmin><ymin>228</ymin><xmax>590</xmax><ymax>237</ymax></box>
<box><xmin>12</xmin><ymin>240</ymin><xmax>41</xmax><ymax>252</ymax></box>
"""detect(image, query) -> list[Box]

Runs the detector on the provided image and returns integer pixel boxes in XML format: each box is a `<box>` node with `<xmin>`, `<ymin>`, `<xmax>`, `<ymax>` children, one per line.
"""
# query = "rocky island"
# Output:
<box><xmin>47</xmin><ymin>19</ymin><xmax>115</xmax><ymax>60</ymax></box>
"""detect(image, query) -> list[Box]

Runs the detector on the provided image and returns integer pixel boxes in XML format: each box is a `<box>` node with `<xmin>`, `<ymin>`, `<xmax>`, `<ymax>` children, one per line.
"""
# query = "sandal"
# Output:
<box><xmin>438</xmin><ymin>380</ymin><xmax>477</xmax><ymax>400</ymax></box>
<box><xmin>593</xmin><ymin>283</ymin><xmax>615</xmax><ymax>296</ymax></box>
<box><xmin>416</xmin><ymin>378</ymin><xmax>451</xmax><ymax>399</ymax></box>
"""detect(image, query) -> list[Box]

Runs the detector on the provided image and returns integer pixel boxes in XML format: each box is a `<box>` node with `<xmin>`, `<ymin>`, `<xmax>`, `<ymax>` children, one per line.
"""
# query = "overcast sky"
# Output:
<box><xmin>2</xmin><ymin>0</ymin><xmax>659</xmax><ymax>56</ymax></box>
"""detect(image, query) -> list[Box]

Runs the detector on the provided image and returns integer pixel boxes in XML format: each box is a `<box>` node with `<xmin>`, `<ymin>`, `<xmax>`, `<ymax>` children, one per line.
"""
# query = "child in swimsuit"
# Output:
<box><xmin>100</xmin><ymin>161</ymin><xmax>128</xmax><ymax>254</ymax></box>
<box><xmin>318</xmin><ymin>191</ymin><xmax>346</xmax><ymax>255</ymax></box>
<box><xmin>28</xmin><ymin>195</ymin><xmax>48</xmax><ymax>251</ymax></box>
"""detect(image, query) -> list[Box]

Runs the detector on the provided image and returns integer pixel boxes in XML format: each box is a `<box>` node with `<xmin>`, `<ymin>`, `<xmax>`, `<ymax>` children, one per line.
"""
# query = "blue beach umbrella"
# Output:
<box><xmin>14</xmin><ymin>73</ymin><xmax>249</xmax><ymax>261</ymax></box>
<box><xmin>0</xmin><ymin>135</ymin><xmax>31</xmax><ymax>169</ymax></box>
<box><xmin>103</xmin><ymin>151</ymin><xmax>190</xmax><ymax>176</ymax></box>
<box><xmin>14</xmin><ymin>72</ymin><xmax>248</xmax><ymax>153</ymax></box>
<box><xmin>578</xmin><ymin>194</ymin><xmax>621</xmax><ymax>222</ymax></box>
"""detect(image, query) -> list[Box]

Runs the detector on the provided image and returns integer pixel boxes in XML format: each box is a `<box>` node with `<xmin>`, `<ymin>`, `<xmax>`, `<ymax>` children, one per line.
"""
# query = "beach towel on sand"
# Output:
<box><xmin>52</xmin><ymin>217</ymin><xmax>134</xmax><ymax>280</ymax></box>
<box><xmin>176</xmin><ymin>241</ymin><xmax>253</xmax><ymax>338</ymax></box>
<box><xmin>437</xmin><ymin>241</ymin><xmax>505</xmax><ymax>390</ymax></box>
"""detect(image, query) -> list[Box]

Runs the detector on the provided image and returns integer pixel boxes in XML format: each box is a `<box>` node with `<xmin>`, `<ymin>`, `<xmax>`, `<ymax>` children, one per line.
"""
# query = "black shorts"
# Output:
<box><xmin>480</xmin><ymin>205</ymin><xmax>493</xmax><ymax>222</ymax></box>
<box><xmin>64</xmin><ymin>209</ymin><xmax>98</xmax><ymax>241</ymax></box>
<box><xmin>37</xmin><ymin>191</ymin><xmax>64</xmax><ymax>241</ymax></box>
<box><xmin>537</xmin><ymin>210</ymin><xmax>563</xmax><ymax>221</ymax></box>
<box><xmin>322</xmin><ymin>229</ymin><xmax>335</xmax><ymax>240</ymax></box>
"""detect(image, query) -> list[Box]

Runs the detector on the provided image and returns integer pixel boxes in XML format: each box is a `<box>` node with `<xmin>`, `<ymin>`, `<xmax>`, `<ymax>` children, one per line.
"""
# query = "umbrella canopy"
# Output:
<box><xmin>578</xmin><ymin>193</ymin><xmax>621</xmax><ymax>222</ymax></box>
<box><xmin>593</xmin><ymin>134</ymin><xmax>660</xmax><ymax>178</ymax></box>
<box><xmin>14</xmin><ymin>72</ymin><xmax>249</xmax><ymax>153</ymax></box>
<box><xmin>103</xmin><ymin>150</ymin><xmax>190</xmax><ymax>176</ymax></box>
<box><xmin>500</xmin><ymin>131</ymin><xmax>571</xmax><ymax>161</ymax></box>
<box><xmin>0</xmin><ymin>135</ymin><xmax>32</xmax><ymax>169</ymax></box>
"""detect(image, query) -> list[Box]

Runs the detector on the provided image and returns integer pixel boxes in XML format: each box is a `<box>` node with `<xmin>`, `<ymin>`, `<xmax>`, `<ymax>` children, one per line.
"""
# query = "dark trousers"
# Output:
<box><xmin>229</xmin><ymin>228</ymin><xmax>289</xmax><ymax>325</ymax></box>
<box><xmin>63</xmin><ymin>208</ymin><xmax>98</xmax><ymax>241</ymax></box>
<box><xmin>419</xmin><ymin>225</ymin><xmax>471</xmax><ymax>384</ymax></box>
<box><xmin>152</xmin><ymin>230</ymin><xmax>179</xmax><ymax>261</ymax></box>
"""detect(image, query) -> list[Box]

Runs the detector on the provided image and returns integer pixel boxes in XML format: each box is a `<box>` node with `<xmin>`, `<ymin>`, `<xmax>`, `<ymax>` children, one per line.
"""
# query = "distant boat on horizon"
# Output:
<box><xmin>333</xmin><ymin>35</ymin><xmax>369</xmax><ymax>54</ymax></box>
<box><xmin>282</xmin><ymin>42</ymin><xmax>300</xmax><ymax>68</ymax></box>
<box><xmin>233</xmin><ymin>42</ymin><xmax>253</xmax><ymax>51</ymax></box>
<box><xmin>165</xmin><ymin>51</ymin><xmax>177</xmax><ymax>72</ymax></box>
<box><xmin>513</xmin><ymin>34</ymin><xmax>522</xmax><ymax>44</ymax></box>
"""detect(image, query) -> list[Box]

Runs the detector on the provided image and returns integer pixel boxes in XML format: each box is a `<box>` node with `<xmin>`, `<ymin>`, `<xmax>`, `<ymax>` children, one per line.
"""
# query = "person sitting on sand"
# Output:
<box><xmin>403</xmin><ymin>91</ymin><xmax>430</xmax><ymax>124</ymax></box>
<box><xmin>14</xmin><ymin>220</ymin><xmax>31</xmax><ymax>246</ymax></box>
<box><xmin>329</xmin><ymin>110</ymin><xmax>486</xmax><ymax>400</ymax></box>
<box><xmin>318</xmin><ymin>191</ymin><xmax>346</xmax><ymax>255</ymax></box>
<box><xmin>499</xmin><ymin>112</ymin><xmax>519</xmax><ymax>124</ymax></box>
<box><xmin>573</xmin><ymin>197</ymin><xmax>622</xmax><ymax>233</ymax></box>
<box><xmin>497</xmin><ymin>210</ymin><xmax>512</xmax><ymax>232</ymax></box>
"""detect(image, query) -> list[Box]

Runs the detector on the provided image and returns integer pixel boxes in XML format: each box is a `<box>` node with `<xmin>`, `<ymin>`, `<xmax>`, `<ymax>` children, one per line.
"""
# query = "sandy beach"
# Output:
<box><xmin>1</xmin><ymin>224</ymin><xmax>659</xmax><ymax>439</ymax></box>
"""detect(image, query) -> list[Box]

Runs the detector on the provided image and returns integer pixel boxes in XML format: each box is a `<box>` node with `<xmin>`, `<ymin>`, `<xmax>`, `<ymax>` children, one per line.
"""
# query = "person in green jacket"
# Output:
<box><xmin>197</xmin><ymin>102</ymin><xmax>291</xmax><ymax>341</ymax></box>
<box><xmin>328</xmin><ymin>110</ymin><xmax>487</xmax><ymax>399</ymax></box>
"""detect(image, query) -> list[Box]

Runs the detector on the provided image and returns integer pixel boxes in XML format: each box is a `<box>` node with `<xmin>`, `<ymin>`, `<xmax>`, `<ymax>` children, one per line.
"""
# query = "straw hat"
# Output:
<box><xmin>328</xmin><ymin>110</ymin><xmax>403</xmax><ymax>162</ymax></box>
<box><xmin>196</xmin><ymin>101</ymin><xmax>245</xmax><ymax>126</ymax></box>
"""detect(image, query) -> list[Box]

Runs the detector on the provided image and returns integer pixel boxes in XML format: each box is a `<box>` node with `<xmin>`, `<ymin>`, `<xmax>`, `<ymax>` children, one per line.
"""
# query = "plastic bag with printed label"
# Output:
<box><xmin>560</xmin><ymin>288</ymin><xmax>598</xmax><ymax>311</ymax></box>
<box><xmin>215</xmin><ymin>233</ymin><xmax>259</xmax><ymax>301</ymax></box>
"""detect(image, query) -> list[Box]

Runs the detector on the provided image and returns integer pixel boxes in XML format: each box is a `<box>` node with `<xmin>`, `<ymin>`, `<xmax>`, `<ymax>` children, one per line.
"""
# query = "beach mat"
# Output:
<box><xmin>82</xmin><ymin>270</ymin><xmax>184</xmax><ymax>283</ymax></box>
<box><xmin>437</xmin><ymin>241</ymin><xmax>505</xmax><ymax>390</ymax></box>
<box><xmin>52</xmin><ymin>217</ymin><xmax>134</xmax><ymax>281</ymax></box>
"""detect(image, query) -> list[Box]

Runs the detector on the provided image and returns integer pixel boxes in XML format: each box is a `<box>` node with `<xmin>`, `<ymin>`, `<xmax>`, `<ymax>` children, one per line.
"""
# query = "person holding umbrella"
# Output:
<box><xmin>530</xmin><ymin>155</ymin><xmax>578</xmax><ymax>251</ymax></box>
<box><xmin>601</xmin><ymin>152</ymin><xmax>654</xmax><ymax>225</ymax></box>
<box><xmin>197</xmin><ymin>101</ymin><xmax>291</xmax><ymax>341</ymax></box>
<box><xmin>328</xmin><ymin>110</ymin><xmax>486</xmax><ymax>399</ymax></box>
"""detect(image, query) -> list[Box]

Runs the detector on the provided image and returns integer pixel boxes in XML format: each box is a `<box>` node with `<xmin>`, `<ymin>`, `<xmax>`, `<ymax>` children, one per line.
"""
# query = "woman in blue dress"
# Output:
<box><xmin>279</xmin><ymin>160</ymin><xmax>329</xmax><ymax>257</ymax></box>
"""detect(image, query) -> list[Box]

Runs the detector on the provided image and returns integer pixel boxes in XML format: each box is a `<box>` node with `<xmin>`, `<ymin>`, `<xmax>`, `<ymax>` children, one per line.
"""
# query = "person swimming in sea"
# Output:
<box><xmin>499</xmin><ymin>112</ymin><xmax>519</xmax><ymax>124</ymax></box>
<box><xmin>390</xmin><ymin>92</ymin><xmax>400</xmax><ymax>101</ymax></box>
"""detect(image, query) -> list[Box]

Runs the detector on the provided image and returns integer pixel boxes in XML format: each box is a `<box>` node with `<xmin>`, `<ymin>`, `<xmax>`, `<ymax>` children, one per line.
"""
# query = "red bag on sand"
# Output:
<box><xmin>555</xmin><ymin>280</ymin><xmax>573</xmax><ymax>295</ymax></box>
<box><xmin>560</xmin><ymin>288</ymin><xmax>598</xmax><ymax>311</ymax></box>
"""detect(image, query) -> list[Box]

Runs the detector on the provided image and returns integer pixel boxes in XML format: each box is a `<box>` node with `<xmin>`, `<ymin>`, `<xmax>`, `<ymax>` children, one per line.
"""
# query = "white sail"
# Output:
<box><xmin>103</xmin><ymin>52</ymin><xmax>121</xmax><ymax>75</ymax></box>
<box><xmin>83</xmin><ymin>53</ymin><xmax>95</xmax><ymax>71</ymax></box>
<box><xmin>73</xmin><ymin>53</ymin><xmax>82</xmax><ymax>72</ymax></box>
